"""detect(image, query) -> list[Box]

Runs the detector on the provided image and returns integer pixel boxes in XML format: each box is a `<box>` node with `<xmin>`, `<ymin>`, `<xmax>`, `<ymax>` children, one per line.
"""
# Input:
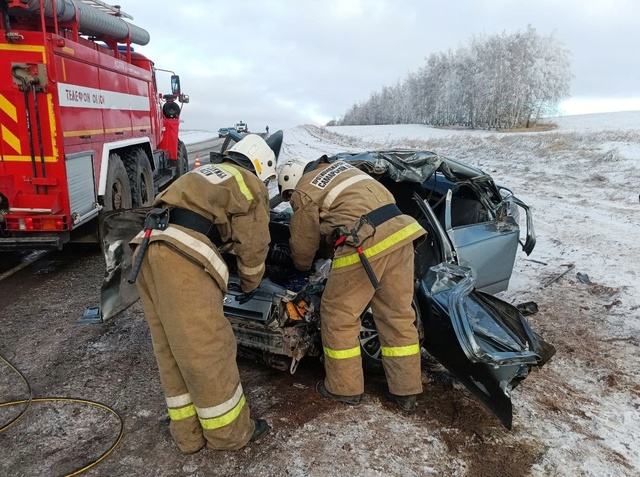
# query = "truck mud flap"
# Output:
<box><xmin>419</xmin><ymin>263</ymin><xmax>556</xmax><ymax>429</ymax></box>
<box><xmin>99</xmin><ymin>208</ymin><xmax>150</xmax><ymax>321</ymax></box>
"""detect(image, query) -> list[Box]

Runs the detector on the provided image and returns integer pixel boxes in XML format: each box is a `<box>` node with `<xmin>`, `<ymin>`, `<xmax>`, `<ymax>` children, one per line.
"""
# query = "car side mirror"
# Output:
<box><xmin>170</xmin><ymin>75</ymin><xmax>181</xmax><ymax>95</ymax></box>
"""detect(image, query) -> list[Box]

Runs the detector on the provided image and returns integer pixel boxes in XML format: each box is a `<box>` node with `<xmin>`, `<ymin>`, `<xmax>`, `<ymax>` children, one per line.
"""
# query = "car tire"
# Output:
<box><xmin>359</xmin><ymin>296</ymin><xmax>423</xmax><ymax>374</ymax></box>
<box><xmin>101</xmin><ymin>154</ymin><xmax>132</xmax><ymax>211</ymax></box>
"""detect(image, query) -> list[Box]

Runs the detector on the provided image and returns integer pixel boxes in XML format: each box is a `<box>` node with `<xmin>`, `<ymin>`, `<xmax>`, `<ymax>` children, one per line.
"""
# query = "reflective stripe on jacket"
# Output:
<box><xmin>289</xmin><ymin>161</ymin><xmax>426</xmax><ymax>272</ymax></box>
<box><xmin>131</xmin><ymin>162</ymin><xmax>270</xmax><ymax>292</ymax></box>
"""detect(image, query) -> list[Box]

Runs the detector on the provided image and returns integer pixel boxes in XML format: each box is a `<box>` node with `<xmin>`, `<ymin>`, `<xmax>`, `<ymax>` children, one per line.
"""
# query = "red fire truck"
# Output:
<box><xmin>0</xmin><ymin>0</ymin><xmax>189</xmax><ymax>250</ymax></box>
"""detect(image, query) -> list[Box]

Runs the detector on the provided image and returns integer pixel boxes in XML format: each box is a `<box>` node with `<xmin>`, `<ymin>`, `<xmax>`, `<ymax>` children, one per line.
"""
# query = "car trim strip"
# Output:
<box><xmin>332</xmin><ymin>222</ymin><xmax>424</xmax><ymax>268</ymax></box>
<box><xmin>323</xmin><ymin>345</ymin><xmax>361</xmax><ymax>359</ymax></box>
<box><xmin>381</xmin><ymin>343</ymin><xmax>420</xmax><ymax>357</ymax></box>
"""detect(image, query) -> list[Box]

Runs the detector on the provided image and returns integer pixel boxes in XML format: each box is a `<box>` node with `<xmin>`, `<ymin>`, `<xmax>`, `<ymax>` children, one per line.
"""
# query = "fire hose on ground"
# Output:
<box><xmin>0</xmin><ymin>352</ymin><xmax>123</xmax><ymax>476</ymax></box>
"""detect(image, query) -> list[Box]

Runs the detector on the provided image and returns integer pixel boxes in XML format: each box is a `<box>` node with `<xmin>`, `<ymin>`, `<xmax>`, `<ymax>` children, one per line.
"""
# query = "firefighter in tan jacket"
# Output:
<box><xmin>130</xmin><ymin>134</ymin><xmax>279</xmax><ymax>453</ymax></box>
<box><xmin>278</xmin><ymin>157</ymin><xmax>426</xmax><ymax>412</ymax></box>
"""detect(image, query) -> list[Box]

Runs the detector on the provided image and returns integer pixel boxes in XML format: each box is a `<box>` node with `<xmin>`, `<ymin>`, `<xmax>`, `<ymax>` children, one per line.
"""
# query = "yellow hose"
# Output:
<box><xmin>0</xmin><ymin>353</ymin><xmax>124</xmax><ymax>477</ymax></box>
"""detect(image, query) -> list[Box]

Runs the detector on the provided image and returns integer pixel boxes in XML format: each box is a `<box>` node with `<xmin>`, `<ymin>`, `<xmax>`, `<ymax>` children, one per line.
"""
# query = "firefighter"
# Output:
<box><xmin>277</xmin><ymin>157</ymin><xmax>426</xmax><ymax>413</ymax></box>
<box><xmin>130</xmin><ymin>134</ymin><xmax>280</xmax><ymax>453</ymax></box>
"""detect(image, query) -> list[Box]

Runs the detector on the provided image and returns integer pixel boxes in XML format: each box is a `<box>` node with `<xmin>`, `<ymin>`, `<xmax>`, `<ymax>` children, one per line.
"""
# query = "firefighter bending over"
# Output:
<box><xmin>278</xmin><ymin>157</ymin><xmax>426</xmax><ymax>413</ymax></box>
<box><xmin>130</xmin><ymin>134</ymin><xmax>280</xmax><ymax>453</ymax></box>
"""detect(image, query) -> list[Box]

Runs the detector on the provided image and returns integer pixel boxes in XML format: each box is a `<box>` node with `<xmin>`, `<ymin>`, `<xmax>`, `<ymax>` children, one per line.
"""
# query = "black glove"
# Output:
<box><xmin>235</xmin><ymin>289</ymin><xmax>257</xmax><ymax>305</ymax></box>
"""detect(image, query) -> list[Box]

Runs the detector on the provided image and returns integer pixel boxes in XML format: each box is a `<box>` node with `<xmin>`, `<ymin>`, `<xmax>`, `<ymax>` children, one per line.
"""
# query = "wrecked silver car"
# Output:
<box><xmin>101</xmin><ymin>147</ymin><xmax>554</xmax><ymax>429</ymax></box>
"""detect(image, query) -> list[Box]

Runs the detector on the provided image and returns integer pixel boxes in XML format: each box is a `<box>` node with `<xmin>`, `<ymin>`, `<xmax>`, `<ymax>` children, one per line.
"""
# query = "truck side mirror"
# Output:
<box><xmin>170</xmin><ymin>75</ymin><xmax>181</xmax><ymax>95</ymax></box>
<box><xmin>179</xmin><ymin>93</ymin><xmax>189</xmax><ymax>104</ymax></box>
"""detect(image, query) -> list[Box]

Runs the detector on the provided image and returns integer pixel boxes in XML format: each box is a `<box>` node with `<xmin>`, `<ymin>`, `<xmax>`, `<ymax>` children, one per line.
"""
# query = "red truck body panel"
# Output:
<box><xmin>0</xmin><ymin>2</ymin><xmax>183</xmax><ymax>249</ymax></box>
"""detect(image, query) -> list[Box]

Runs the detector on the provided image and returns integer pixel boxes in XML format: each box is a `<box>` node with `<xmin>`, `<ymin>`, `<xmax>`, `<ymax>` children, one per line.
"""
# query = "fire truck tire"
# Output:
<box><xmin>125</xmin><ymin>149</ymin><xmax>154</xmax><ymax>207</ymax></box>
<box><xmin>177</xmin><ymin>140</ymin><xmax>189</xmax><ymax>176</ymax></box>
<box><xmin>102</xmin><ymin>154</ymin><xmax>132</xmax><ymax>211</ymax></box>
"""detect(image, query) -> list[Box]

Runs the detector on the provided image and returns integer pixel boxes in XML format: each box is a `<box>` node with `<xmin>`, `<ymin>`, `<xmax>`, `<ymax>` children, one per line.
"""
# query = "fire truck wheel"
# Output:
<box><xmin>102</xmin><ymin>154</ymin><xmax>132</xmax><ymax>211</ymax></box>
<box><xmin>177</xmin><ymin>140</ymin><xmax>189</xmax><ymax>176</ymax></box>
<box><xmin>125</xmin><ymin>149</ymin><xmax>154</xmax><ymax>207</ymax></box>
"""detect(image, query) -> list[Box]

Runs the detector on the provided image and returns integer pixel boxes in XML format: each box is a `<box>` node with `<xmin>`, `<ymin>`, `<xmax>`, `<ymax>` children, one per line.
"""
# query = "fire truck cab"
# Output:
<box><xmin>0</xmin><ymin>0</ymin><xmax>189</xmax><ymax>250</ymax></box>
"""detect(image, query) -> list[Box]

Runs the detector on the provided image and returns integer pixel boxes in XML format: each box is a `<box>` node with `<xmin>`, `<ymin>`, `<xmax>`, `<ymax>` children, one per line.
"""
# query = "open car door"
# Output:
<box><xmin>413</xmin><ymin>193</ymin><xmax>555</xmax><ymax>428</ymax></box>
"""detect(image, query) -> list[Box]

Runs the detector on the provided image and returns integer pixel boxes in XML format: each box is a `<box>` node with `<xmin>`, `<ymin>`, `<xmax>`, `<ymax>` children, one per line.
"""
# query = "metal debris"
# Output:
<box><xmin>576</xmin><ymin>272</ymin><xmax>593</xmax><ymax>285</ymax></box>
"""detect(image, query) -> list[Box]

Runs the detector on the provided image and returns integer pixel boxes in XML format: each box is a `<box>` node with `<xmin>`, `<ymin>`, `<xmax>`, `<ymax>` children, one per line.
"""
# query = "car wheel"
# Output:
<box><xmin>359</xmin><ymin>296</ymin><xmax>423</xmax><ymax>374</ymax></box>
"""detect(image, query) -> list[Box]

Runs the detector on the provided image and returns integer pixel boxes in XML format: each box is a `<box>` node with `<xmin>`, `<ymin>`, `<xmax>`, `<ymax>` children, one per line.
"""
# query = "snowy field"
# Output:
<box><xmin>180</xmin><ymin>112</ymin><xmax>640</xmax><ymax>475</ymax></box>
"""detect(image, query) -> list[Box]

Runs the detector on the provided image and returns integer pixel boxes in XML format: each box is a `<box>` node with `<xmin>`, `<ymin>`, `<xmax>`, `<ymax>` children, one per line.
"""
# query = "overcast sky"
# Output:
<box><xmin>124</xmin><ymin>0</ymin><xmax>639</xmax><ymax>132</ymax></box>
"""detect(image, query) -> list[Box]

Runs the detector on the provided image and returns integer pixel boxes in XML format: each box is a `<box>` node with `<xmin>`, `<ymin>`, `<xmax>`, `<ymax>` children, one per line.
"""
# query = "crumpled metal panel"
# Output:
<box><xmin>425</xmin><ymin>262</ymin><xmax>553</xmax><ymax>366</ymax></box>
<box><xmin>99</xmin><ymin>208</ymin><xmax>149</xmax><ymax>321</ymax></box>
<box><xmin>330</xmin><ymin>150</ymin><xmax>444</xmax><ymax>182</ymax></box>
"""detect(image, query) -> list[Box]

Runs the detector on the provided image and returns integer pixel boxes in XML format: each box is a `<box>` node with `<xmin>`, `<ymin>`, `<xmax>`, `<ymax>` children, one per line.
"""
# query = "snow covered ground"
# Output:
<box><xmin>286</xmin><ymin>112</ymin><xmax>640</xmax><ymax>476</ymax></box>
<box><xmin>182</xmin><ymin>112</ymin><xmax>640</xmax><ymax>475</ymax></box>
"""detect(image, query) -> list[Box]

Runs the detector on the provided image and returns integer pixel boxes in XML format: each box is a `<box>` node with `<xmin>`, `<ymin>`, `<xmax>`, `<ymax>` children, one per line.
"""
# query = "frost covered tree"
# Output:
<box><xmin>335</xmin><ymin>26</ymin><xmax>572</xmax><ymax>129</ymax></box>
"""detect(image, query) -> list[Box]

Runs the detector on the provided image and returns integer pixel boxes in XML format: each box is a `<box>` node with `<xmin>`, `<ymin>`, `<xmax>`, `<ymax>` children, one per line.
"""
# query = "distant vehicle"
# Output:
<box><xmin>235</xmin><ymin>121</ymin><xmax>248</xmax><ymax>133</ymax></box>
<box><xmin>218</xmin><ymin>127</ymin><xmax>231</xmax><ymax>138</ymax></box>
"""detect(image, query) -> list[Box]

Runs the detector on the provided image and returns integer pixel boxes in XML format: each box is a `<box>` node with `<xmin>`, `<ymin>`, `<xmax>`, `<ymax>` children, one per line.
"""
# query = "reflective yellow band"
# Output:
<box><xmin>0</xmin><ymin>93</ymin><xmax>17</xmax><ymax>122</ymax></box>
<box><xmin>199</xmin><ymin>395</ymin><xmax>246</xmax><ymax>430</ymax></box>
<box><xmin>218</xmin><ymin>164</ymin><xmax>254</xmax><ymax>201</ymax></box>
<box><xmin>381</xmin><ymin>343</ymin><xmax>420</xmax><ymax>357</ymax></box>
<box><xmin>1</xmin><ymin>125</ymin><xmax>21</xmax><ymax>154</ymax></box>
<box><xmin>168</xmin><ymin>404</ymin><xmax>197</xmax><ymax>421</ymax></box>
<box><xmin>323</xmin><ymin>345</ymin><xmax>361</xmax><ymax>360</ymax></box>
<box><xmin>332</xmin><ymin>222</ymin><xmax>424</xmax><ymax>269</ymax></box>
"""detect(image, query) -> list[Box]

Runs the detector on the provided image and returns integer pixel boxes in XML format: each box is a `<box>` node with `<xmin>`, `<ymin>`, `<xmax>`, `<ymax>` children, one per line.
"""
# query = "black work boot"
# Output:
<box><xmin>316</xmin><ymin>380</ymin><xmax>362</xmax><ymax>406</ymax></box>
<box><xmin>250</xmin><ymin>419</ymin><xmax>270</xmax><ymax>442</ymax></box>
<box><xmin>386</xmin><ymin>392</ymin><xmax>418</xmax><ymax>414</ymax></box>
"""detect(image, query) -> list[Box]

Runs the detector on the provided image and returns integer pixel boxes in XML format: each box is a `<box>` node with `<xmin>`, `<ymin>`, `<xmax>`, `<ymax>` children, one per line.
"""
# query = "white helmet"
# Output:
<box><xmin>226</xmin><ymin>134</ymin><xmax>276</xmax><ymax>182</ymax></box>
<box><xmin>278</xmin><ymin>158</ymin><xmax>308</xmax><ymax>201</ymax></box>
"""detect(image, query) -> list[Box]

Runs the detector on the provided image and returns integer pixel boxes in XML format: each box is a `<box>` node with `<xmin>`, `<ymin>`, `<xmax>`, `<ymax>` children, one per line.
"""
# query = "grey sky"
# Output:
<box><xmin>124</xmin><ymin>0</ymin><xmax>640</xmax><ymax>131</ymax></box>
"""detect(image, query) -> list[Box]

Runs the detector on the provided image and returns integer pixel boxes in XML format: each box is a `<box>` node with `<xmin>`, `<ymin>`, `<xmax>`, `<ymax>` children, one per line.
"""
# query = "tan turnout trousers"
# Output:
<box><xmin>321</xmin><ymin>243</ymin><xmax>422</xmax><ymax>396</ymax></box>
<box><xmin>131</xmin><ymin>162</ymin><xmax>270</xmax><ymax>452</ymax></box>
<box><xmin>289</xmin><ymin>160</ymin><xmax>426</xmax><ymax>397</ymax></box>
<box><xmin>137</xmin><ymin>243</ymin><xmax>253</xmax><ymax>452</ymax></box>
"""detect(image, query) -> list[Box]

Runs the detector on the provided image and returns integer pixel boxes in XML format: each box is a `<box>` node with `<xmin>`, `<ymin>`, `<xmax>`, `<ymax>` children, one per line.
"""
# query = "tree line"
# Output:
<box><xmin>333</xmin><ymin>26</ymin><xmax>572</xmax><ymax>129</ymax></box>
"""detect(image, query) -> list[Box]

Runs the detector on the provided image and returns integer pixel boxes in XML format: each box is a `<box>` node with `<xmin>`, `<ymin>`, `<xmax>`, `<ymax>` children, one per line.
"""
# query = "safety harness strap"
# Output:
<box><xmin>363</xmin><ymin>203</ymin><xmax>402</xmax><ymax>227</ymax></box>
<box><xmin>169</xmin><ymin>207</ymin><xmax>222</xmax><ymax>246</ymax></box>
